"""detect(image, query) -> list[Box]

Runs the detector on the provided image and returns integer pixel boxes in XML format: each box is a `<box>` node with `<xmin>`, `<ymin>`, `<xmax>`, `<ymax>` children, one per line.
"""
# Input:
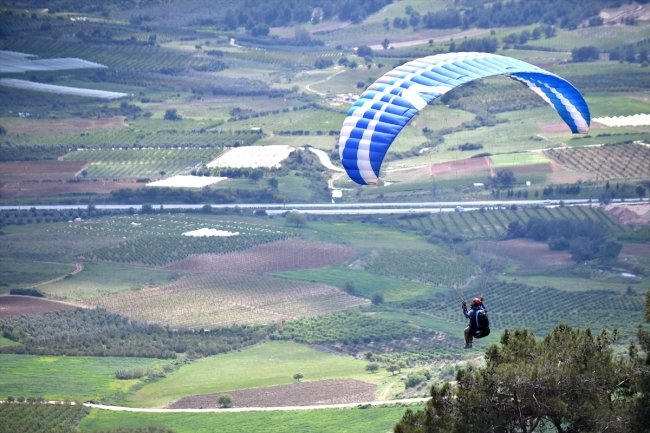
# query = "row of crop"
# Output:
<box><xmin>85</xmin><ymin>233</ymin><xmax>286</xmax><ymax>266</ymax></box>
<box><xmin>359</xmin><ymin>248</ymin><xmax>479</xmax><ymax>287</ymax></box>
<box><xmin>168</xmin><ymin>238</ymin><xmax>358</xmax><ymax>273</ymax></box>
<box><xmin>398</xmin><ymin>207</ymin><xmax>621</xmax><ymax>239</ymax></box>
<box><xmin>1</xmin><ymin>37</ymin><xmax>204</xmax><ymax>72</ymax></box>
<box><xmin>84</xmin><ymin>272</ymin><xmax>368</xmax><ymax>329</ymax></box>
<box><xmin>273</xmin><ymin>309</ymin><xmax>428</xmax><ymax>345</ymax></box>
<box><xmin>0</xmin><ymin>402</ymin><xmax>88</xmax><ymax>433</ymax></box>
<box><xmin>64</xmin><ymin>148</ymin><xmax>219</xmax><ymax>163</ymax></box>
<box><xmin>398</xmin><ymin>281</ymin><xmax>645</xmax><ymax>337</ymax></box>
<box><xmin>545</xmin><ymin>143</ymin><xmax>650</xmax><ymax>180</ymax></box>
<box><xmin>18</xmin><ymin>129</ymin><xmax>257</xmax><ymax>147</ymax></box>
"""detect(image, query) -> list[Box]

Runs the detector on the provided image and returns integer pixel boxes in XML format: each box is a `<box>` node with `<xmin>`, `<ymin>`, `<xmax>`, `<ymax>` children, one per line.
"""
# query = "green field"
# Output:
<box><xmin>0</xmin><ymin>354</ymin><xmax>161</xmax><ymax>401</ymax></box>
<box><xmin>41</xmin><ymin>262</ymin><xmax>179</xmax><ymax>300</ymax></box>
<box><xmin>489</xmin><ymin>153</ymin><xmax>549</xmax><ymax>167</ymax></box>
<box><xmin>78</xmin><ymin>405</ymin><xmax>420</xmax><ymax>433</ymax></box>
<box><xmin>0</xmin><ymin>337</ymin><xmax>18</xmax><ymax>347</ymax></box>
<box><xmin>0</xmin><ymin>258</ymin><xmax>75</xmax><ymax>293</ymax></box>
<box><xmin>304</xmin><ymin>221</ymin><xmax>431</xmax><ymax>250</ymax></box>
<box><xmin>270</xmin><ymin>266</ymin><xmax>444</xmax><ymax>302</ymax></box>
<box><xmin>130</xmin><ymin>341</ymin><xmax>389</xmax><ymax>408</ymax></box>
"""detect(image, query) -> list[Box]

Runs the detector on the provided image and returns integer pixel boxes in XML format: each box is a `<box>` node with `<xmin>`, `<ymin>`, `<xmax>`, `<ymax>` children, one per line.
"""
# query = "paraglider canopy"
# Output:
<box><xmin>338</xmin><ymin>52</ymin><xmax>590</xmax><ymax>185</ymax></box>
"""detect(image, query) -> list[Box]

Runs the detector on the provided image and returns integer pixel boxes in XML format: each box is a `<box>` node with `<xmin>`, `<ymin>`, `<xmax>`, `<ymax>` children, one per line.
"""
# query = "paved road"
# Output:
<box><xmin>85</xmin><ymin>397</ymin><xmax>428</xmax><ymax>413</ymax></box>
<box><xmin>2</xmin><ymin>198</ymin><xmax>647</xmax><ymax>213</ymax></box>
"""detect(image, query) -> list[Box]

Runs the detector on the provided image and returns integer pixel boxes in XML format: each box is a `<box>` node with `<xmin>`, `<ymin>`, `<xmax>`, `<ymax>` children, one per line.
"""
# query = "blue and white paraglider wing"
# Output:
<box><xmin>338</xmin><ymin>52</ymin><xmax>590</xmax><ymax>185</ymax></box>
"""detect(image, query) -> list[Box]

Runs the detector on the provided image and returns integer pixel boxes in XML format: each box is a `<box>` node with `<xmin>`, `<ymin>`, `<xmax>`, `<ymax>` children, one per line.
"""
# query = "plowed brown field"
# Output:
<box><xmin>0</xmin><ymin>295</ymin><xmax>76</xmax><ymax>319</ymax></box>
<box><xmin>168</xmin><ymin>379</ymin><xmax>377</xmax><ymax>409</ymax></box>
<box><xmin>166</xmin><ymin>238</ymin><xmax>359</xmax><ymax>273</ymax></box>
<box><xmin>482</xmin><ymin>238</ymin><xmax>574</xmax><ymax>270</ymax></box>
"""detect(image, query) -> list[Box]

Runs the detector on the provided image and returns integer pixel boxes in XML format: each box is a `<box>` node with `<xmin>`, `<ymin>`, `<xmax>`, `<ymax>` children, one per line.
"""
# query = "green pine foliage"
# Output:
<box><xmin>394</xmin><ymin>324</ymin><xmax>634</xmax><ymax>433</ymax></box>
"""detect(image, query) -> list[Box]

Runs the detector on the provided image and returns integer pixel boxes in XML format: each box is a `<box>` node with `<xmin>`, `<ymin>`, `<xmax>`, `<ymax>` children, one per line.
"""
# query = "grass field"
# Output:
<box><xmin>489</xmin><ymin>153</ymin><xmax>549</xmax><ymax>167</ymax></box>
<box><xmin>0</xmin><ymin>337</ymin><xmax>18</xmax><ymax>347</ymax></box>
<box><xmin>304</xmin><ymin>221</ymin><xmax>431</xmax><ymax>250</ymax></box>
<box><xmin>130</xmin><ymin>341</ymin><xmax>392</xmax><ymax>407</ymax></box>
<box><xmin>41</xmin><ymin>262</ymin><xmax>178</xmax><ymax>300</ymax></box>
<box><xmin>0</xmin><ymin>354</ymin><xmax>161</xmax><ymax>401</ymax></box>
<box><xmin>78</xmin><ymin>404</ymin><xmax>420</xmax><ymax>433</ymax></box>
<box><xmin>0</xmin><ymin>258</ymin><xmax>76</xmax><ymax>293</ymax></box>
<box><xmin>270</xmin><ymin>266</ymin><xmax>444</xmax><ymax>302</ymax></box>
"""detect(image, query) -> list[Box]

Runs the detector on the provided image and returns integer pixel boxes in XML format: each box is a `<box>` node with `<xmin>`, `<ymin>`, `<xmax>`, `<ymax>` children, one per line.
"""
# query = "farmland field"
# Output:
<box><xmin>169</xmin><ymin>378</ymin><xmax>376</xmax><ymax>408</ymax></box>
<box><xmin>0</xmin><ymin>354</ymin><xmax>161</xmax><ymax>401</ymax></box>
<box><xmin>271</xmin><ymin>266</ymin><xmax>444</xmax><ymax>302</ymax></box>
<box><xmin>0</xmin><ymin>258</ymin><xmax>77</xmax><ymax>293</ymax></box>
<box><xmin>0</xmin><ymin>296</ymin><xmax>76</xmax><ymax>319</ymax></box>
<box><xmin>167</xmin><ymin>238</ymin><xmax>359</xmax><ymax>273</ymax></box>
<box><xmin>544</xmin><ymin>143</ymin><xmax>650</xmax><ymax>180</ymax></box>
<box><xmin>129</xmin><ymin>341</ymin><xmax>388</xmax><ymax>407</ymax></box>
<box><xmin>393</xmin><ymin>207</ymin><xmax>625</xmax><ymax>239</ymax></box>
<box><xmin>63</xmin><ymin>147</ymin><xmax>224</xmax><ymax>179</ymax></box>
<box><xmin>351</xmin><ymin>247</ymin><xmax>480</xmax><ymax>287</ymax></box>
<box><xmin>40</xmin><ymin>261</ymin><xmax>179</xmax><ymax>301</ymax></box>
<box><xmin>83</xmin><ymin>272</ymin><xmax>369</xmax><ymax>329</ymax></box>
<box><xmin>78</xmin><ymin>405</ymin><xmax>419</xmax><ymax>433</ymax></box>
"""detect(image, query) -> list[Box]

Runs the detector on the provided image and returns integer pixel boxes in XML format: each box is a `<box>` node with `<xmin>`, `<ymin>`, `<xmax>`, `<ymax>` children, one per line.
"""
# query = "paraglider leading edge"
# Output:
<box><xmin>338</xmin><ymin>52</ymin><xmax>591</xmax><ymax>185</ymax></box>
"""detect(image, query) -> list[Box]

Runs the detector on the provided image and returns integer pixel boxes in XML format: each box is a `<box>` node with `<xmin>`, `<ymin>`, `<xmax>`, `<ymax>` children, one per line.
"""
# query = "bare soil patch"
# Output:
<box><xmin>0</xmin><ymin>295</ymin><xmax>76</xmax><ymax>319</ymax></box>
<box><xmin>508</xmin><ymin>163</ymin><xmax>552</xmax><ymax>175</ymax></box>
<box><xmin>5</xmin><ymin>117</ymin><xmax>124</xmax><ymax>134</ymax></box>
<box><xmin>168</xmin><ymin>379</ymin><xmax>377</xmax><ymax>409</ymax></box>
<box><xmin>621</xmin><ymin>242</ymin><xmax>650</xmax><ymax>256</ymax></box>
<box><xmin>166</xmin><ymin>238</ymin><xmax>359</xmax><ymax>273</ymax></box>
<box><xmin>483</xmin><ymin>239</ymin><xmax>574</xmax><ymax>271</ymax></box>
<box><xmin>538</xmin><ymin>123</ymin><xmax>601</xmax><ymax>134</ymax></box>
<box><xmin>605</xmin><ymin>204</ymin><xmax>650</xmax><ymax>226</ymax></box>
<box><xmin>429</xmin><ymin>157</ymin><xmax>490</xmax><ymax>176</ymax></box>
<box><xmin>0</xmin><ymin>180</ymin><xmax>143</xmax><ymax>197</ymax></box>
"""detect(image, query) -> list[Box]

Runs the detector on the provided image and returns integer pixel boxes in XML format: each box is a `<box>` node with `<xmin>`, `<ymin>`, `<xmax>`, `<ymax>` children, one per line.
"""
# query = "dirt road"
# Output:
<box><xmin>85</xmin><ymin>397</ymin><xmax>428</xmax><ymax>413</ymax></box>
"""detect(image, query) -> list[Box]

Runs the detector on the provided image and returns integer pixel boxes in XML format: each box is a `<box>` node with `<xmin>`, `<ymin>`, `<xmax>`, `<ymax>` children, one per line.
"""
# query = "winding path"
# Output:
<box><xmin>85</xmin><ymin>397</ymin><xmax>428</xmax><ymax>413</ymax></box>
<box><xmin>304</xmin><ymin>69</ymin><xmax>346</xmax><ymax>96</ymax></box>
<box><xmin>25</xmin><ymin>263</ymin><xmax>83</xmax><ymax>289</ymax></box>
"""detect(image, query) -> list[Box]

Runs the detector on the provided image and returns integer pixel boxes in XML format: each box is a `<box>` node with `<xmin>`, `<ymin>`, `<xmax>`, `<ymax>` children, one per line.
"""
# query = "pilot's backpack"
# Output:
<box><xmin>471</xmin><ymin>309</ymin><xmax>490</xmax><ymax>339</ymax></box>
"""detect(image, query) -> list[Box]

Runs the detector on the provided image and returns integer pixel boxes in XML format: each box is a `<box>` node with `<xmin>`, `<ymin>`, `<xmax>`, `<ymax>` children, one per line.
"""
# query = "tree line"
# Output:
<box><xmin>1</xmin><ymin>308</ymin><xmax>274</xmax><ymax>359</ymax></box>
<box><xmin>507</xmin><ymin>216</ymin><xmax>622</xmax><ymax>261</ymax></box>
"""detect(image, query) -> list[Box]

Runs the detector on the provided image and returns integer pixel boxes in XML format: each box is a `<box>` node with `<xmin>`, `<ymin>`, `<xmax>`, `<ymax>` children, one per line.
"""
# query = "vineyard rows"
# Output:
<box><xmin>396</xmin><ymin>207</ymin><xmax>623</xmax><ymax>239</ymax></box>
<box><xmin>544</xmin><ymin>143</ymin><xmax>650</xmax><ymax>180</ymax></box>
<box><xmin>24</xmin><ymin>129</ymin><xmax>252</xmax><ymax>149</ymax></box>
<box><xmin>56</xmin><ymin>215</ymin><xmax>292</xmax><ymax>239</ymax></box>
<box><xmin>83</xmin><ymin>272</ymin><xmax>369</xmax><ymax>329</ymax></box>
<box><xmin>227</xmin><ymin>50</ymin><xmax>343</xmax><ymax>67</ymax></box>
<box><xmin>85</xmin><ymin>234</ymin><xmax>285</xmax><ymax>266</ymax></box>
<box><xmin>401</xmin><ymin>281</ymin><xmax>645</xmax><ymax>337</ymax></box>
<box><xmin>355</xmin><ymin>248</ymin><xmax>479</xmax><ymax>287</ymax></box>
<box><xmin>63</xmin><ymin>147</ymin><xmax>223</xmax><ymax>178</ymax></box>
<box><xmin>1</xmin><ymin>38</ymin><xmax>208</xmax><ymax>72</ymax></box>
<box><xmin>167</xmin><ymin>238</ymin><xmax>359</xmax><ymax>273</ymax></box>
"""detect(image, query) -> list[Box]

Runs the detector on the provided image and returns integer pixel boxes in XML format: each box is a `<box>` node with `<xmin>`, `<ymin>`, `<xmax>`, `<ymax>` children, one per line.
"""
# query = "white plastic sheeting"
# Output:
<box><xmin>592</xmin><ymin>114</ymin><xmax>650</xmax><ymax>127</ymax></box>
<box><xmin>207</xmin><ymin>145</ymin><xmax>294</xmax><ymax>169</ymax></box>
<box><xmin>146</xmin><ymin>175</ymin><xmax>227</xmax><ymax>188</ymax></box>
